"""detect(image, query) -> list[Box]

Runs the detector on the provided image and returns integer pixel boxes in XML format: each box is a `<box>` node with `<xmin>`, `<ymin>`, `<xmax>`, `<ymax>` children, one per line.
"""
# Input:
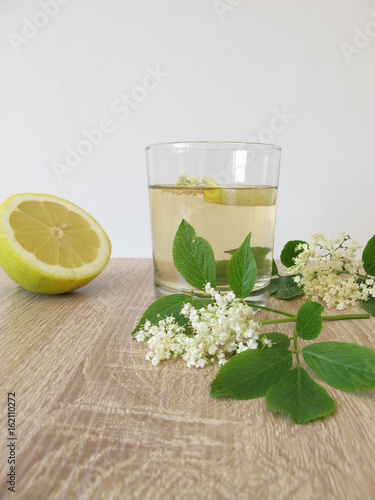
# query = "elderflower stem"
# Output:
<box><xmin>259</xmin><ymin>317</ymin><xmax>296</xmax><ymax>326</ymax></box>
<box><xmin>321</xmin><ymin>313</ymin><xmax>370</xmax><ymax>321</ymax></box>
<box><xmin>293</xmin><ymin>328</ymin><xmax>300</xmax><ymax>367</ymax></box>
<box><xmin>259</xmin><ymin>312</ymin><xmax>370</xmax><ymax>326</ymax></box>
<box><xmin>246</xmin><ymin>302</ymin><xmax>296</xmax><ymax>318</ymax></box>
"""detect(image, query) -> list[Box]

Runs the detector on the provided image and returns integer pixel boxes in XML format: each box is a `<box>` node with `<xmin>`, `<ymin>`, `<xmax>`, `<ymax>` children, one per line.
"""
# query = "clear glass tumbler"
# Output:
<box><xmin>146</xmin><ymin>141</ymin><xmax>281</xmax><ymax>305</ymax></box>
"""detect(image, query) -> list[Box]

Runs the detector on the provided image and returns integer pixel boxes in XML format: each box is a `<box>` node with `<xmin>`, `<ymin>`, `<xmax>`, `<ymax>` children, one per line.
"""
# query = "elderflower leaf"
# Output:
<box><xmin>227</xmin><ymin>232</ymin><xmax>257</xmax><ymax>298</ymax></box>
<box><xmin>270</xmin><ymin>275</ymin><xmax>304</xmax><ymax>300</ymax></box>
<box><xmin>215</xmin><ymin>259</ymin><xmax>229</xmax><ymax>283</ymax></box>
<box><xmin>360</xmin><ymin>296</ymin><xmax>375</xmax><ymax>316</ymax></box>
<box><xmin>265</xmin><ymin>367</ymin><xmax>336</xmax><ymax>424</ymax></box>
<box><xmin>258</xmin><ymin>333</ymin><xmax>291</xmax><ymax>350</ymax></box>
<box><xmin>362</xmin><ymin>234</ymin><xmax>375</xmax><ymax>276</ymax></box>
<box><xmin>131</xmin><ymin>294</ymin><xmax>211</xmax><ymax>335</ymax></box>
<box><xmin>226</xmin><ymin>246</ymin><xmax>272</xmax><ymax>281</ymax></box>
<box><xmin>173</xmin><ymin>220</ymin><xmax>216</xmax><ymax>290</ymax></box>
<box><xmin>280</xmin><ymin>240</ymin><xmax>308</xmax><ymax>268</ymax></box>
<box><xmin>252</xmin><ymin>247</ymin><xmax>272</xmax><ymax>277</ymax></box>
<box><xmin>302</xmin><ymin>342</ymin><xmax>375</xmax><ymax>392</ymax></box>
<box><xmin>210</xmin><ymin>349</ymin><xmax>292</xmax><ymax>399</ymax></box>
<box><xmin>272</xmin><ymin>259</ymin><xmax>279</xmax><ymax>276</ymax></box>
<box><xmin>295</xmin><ymin>301</ymin><xmax>324</xmax><ymax>340</ymax></box>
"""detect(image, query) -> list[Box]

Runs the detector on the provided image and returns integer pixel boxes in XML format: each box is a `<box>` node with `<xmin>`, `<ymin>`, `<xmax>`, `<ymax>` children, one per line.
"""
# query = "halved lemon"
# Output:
<box><xmin>0</xmin><ymin>193</ymin><xmax>111</xmax><ymax>294</ymax></box>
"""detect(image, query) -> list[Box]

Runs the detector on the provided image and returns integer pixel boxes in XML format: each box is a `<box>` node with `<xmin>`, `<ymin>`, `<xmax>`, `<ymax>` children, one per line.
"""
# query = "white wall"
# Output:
<box><xmin>1</xmin><ymin>0</ymin><xmax>374</xmax><ymax>258</ymax></box>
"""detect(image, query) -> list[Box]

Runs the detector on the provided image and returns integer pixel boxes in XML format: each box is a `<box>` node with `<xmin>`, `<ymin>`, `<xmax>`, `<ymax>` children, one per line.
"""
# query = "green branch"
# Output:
<box><xmin>260</xmin><ymin>312</ymin><xmax>369</xmax><ymax>327</ymax></box>
<box><xmin>247</xmin><ymin>302</ymin><xmax>296</xmax><ymax>318</ymax></box>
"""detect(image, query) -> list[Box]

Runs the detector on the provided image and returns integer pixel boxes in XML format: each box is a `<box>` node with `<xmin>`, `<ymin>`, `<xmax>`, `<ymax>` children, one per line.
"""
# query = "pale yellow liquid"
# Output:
<box><xmin>149</xmin><ymin>185</ymin><xmax>278</xmax><ymax>303</ymax></box>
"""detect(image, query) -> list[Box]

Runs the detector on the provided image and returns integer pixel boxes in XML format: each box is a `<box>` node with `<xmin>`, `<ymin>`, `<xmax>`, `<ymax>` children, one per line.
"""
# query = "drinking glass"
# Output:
<box><xmin>146</xmin><ymin>141</ymin><xmax>281</xmax><ymax>306</ymax></box>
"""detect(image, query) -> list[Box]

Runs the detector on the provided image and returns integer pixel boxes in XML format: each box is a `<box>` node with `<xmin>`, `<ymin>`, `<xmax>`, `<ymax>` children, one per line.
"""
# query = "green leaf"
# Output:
<box><xmin>258</xmin><ymin>333</ymin><xmax>291</xmax><ymax>350</ymax></box>
<box><xmin>362</xmin><ymin>234</ymin><xmax>375</xmax><ymax>276</ymax></box>
<box><xmin>172</xmin><ymin>220</ymin><xmax>216</xmax><ymax>290</ymax></box>
<box><xmin>302</xmin><ymin>342</ymin><xmax>375</xmax><ymax>392</ymax></box>
<box><xmin>227</xmin><ymin>233</ymin><xmax>257</xmax><ymax>298</ymax></box>
<box><xmin>217</xmin><ymin>247</ymin><xmax>271</xmax><ymax>284</ymax></box>
<box><xmin>210</xmin><ymin>348</ymin><xmax>292</xmax><ymax>399</ymax></box>
<box><xmin>269</xmin><ymin>280</ymin><xmax>278</xmax><ymax>295</ymax></box>
<box><xmin>252</xmin><ymin>247</ymin><xmax>271</xmax><ymax>275</ymax></box>
<box><xmin>270</xmin><ymin>275</ymin><xmax>304</xmax><ymax>300</ymax></box>
<box><xmin>215</xmin><ymin>259</ymin><xmax>229</xmax><ymax>283</ymax></box>
<box><xmin>360</xmin><ymin>296</ymin><xmax>375</xmax><ymax>316</ymax></box>
<box><xmin>272</xmin><ymin>259</ymin><xmax>279</xmax><ymax>276</ymax></box>
<box><xmin>223</xmin><ymin>247</ymin><xmax>239</xmax><ymax>256</ymax></box>
<box><xmin>296</xmin><ymin>301</ymin><xmax>324</xmax><ymax>340</ymax></box>
<box><xmin>225</xmin><ymin>246</ymin><xmax>271</xmax><ymax>277</ymax></box>
<box><xmin>265</xmin><ymin>367</ymin><xmax>336</xmax><ymax>424</ymax></box>
<box><xmin>214</xmin><ymin>247</ymin><xmax>272</xmax><ymax>292</ymax></box>
<box><xmin>280</xmin><ymin>240</ymin><xmax>307</xmax><ymax>268</ymax></box>
<box><xmin>131</xmin><ymin>295</ymin><xmax>211</xmax><ymax>335</ymax></box>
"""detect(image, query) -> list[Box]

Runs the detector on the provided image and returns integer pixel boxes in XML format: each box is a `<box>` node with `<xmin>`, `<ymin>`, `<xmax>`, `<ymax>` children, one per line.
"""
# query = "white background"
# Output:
<box><xmin>1</xmin><ymin>0</ymin><xmax>374</xmax><ymax>258</ymax></box>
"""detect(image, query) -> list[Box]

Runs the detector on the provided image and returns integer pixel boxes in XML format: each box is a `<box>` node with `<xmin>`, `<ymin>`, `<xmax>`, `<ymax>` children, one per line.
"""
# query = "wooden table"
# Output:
<box><xmin>1</xmin><ymin>259</ymin><xmax>374</xmax><ymax>499</ymax></box>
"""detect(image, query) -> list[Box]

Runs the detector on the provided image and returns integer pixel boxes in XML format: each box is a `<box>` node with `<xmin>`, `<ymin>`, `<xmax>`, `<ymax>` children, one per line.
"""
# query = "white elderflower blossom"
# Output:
<box><xmin>287</xmin><ymin>232</ymin><xmax>375</xmax><ymax>310</ymax></box>
<box><xmin>176</xmin><ymin>173</ymin><xmax>218</xmax><ymax>187</ymax></box>
<box><xmin>135</xmin><ymin>286</ymin><xmax>264</xmax><ymax>367</ymax></box>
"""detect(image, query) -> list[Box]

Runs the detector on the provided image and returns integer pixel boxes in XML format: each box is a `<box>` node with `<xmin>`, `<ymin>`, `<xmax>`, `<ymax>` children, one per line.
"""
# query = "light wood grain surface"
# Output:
<box><xmin>0</xmin><ymin>259</ymin><xmax>374</xmax><ymax>500</ymax></box>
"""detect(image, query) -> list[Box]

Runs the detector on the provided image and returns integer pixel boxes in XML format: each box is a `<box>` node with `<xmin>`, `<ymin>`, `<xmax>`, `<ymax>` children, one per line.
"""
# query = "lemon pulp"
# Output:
<box><xmin>0</xmin><ymin>193</ymin><xmax>111</xmax><ymax>294</ymax></box>
<box><xmin>10</xmin><ymin>201</ymin><xmax>101</xmax><ymax>267</ymax></box>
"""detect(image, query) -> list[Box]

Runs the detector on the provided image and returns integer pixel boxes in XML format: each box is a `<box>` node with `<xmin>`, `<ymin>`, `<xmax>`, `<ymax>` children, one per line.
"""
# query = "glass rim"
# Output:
<box><xmin>146</xmin><ymin>141</ymin><xmax>281</xmax><ymax>151</ymax></box>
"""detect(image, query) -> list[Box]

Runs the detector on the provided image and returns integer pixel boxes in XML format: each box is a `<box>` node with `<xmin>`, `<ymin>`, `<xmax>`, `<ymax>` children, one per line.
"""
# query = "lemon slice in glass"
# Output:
<box><xmin>203</xmin><ymin>186</ymin><xmax>277</xmax><ymax>206</ymax></box>
<box><xmin>0</xmin><ymin>193</ymin><xmax>111</xmax><ymax>294</ymax></box>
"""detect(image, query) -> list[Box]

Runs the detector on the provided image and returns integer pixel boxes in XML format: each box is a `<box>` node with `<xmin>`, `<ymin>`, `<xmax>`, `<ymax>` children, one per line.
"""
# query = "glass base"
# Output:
<box><xmin>154</xmin><ymin>281</ymin><xmax>271</xmax><ymax>309</ymax></box>
<box><xmin>243</xmin><ymin>283</ymin><xmax>271</xmax><ymax>309</ymax></box>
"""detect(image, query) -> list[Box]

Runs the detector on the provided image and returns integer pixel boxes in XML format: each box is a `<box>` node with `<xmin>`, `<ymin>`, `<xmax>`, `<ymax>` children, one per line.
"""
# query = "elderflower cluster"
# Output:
<box><xmin>287</xmin><ymin>232</ymin><xmax>375</xmax><ymax>310</ymax></box>
<box><xmin>176</xmin><ymin>173</ymin><xmax>218</xmax><ymax>187</ymax></box>
<box><xmin>135</xmin><ymin>284</ymin><xmax>269</xmax><ymax>368</ymax></box>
